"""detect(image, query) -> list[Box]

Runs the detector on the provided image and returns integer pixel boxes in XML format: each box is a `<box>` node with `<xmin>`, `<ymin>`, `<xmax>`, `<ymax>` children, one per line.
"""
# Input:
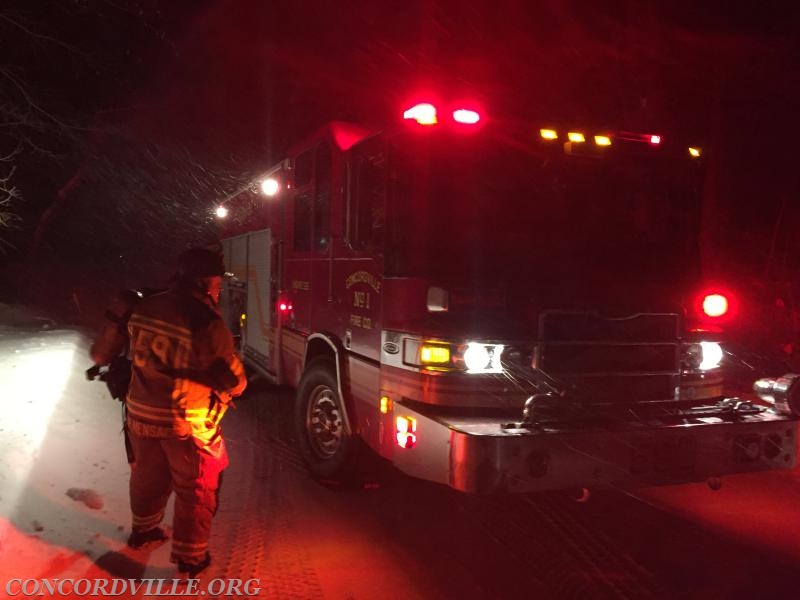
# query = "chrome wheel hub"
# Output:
<box><xmin>306</xmin><ymin>384</ymin><xmax>343</xmax><ymax>459</ymax></box>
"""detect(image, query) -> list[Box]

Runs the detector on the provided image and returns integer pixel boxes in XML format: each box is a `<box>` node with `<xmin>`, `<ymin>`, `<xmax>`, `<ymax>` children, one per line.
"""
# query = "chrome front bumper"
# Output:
<box><xmin>390</xmin><ymin>402</ymin><xmax>797</xmax><ymax>494</ymax></box>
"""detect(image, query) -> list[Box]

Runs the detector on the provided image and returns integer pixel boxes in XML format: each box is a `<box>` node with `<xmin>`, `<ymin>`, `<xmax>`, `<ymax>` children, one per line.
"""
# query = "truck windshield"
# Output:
<box><xmin>385</xmin><ymin>131</ymin><xmax>703</xmax><ymax>294</ymax></box>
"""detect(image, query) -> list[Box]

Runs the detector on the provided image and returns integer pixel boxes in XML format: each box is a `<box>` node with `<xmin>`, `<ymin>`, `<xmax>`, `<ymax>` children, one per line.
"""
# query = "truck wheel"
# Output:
<box><xmin>295</xmin><ymin>357</ymin><xmax>357</xmax><ymax>480</ymax></box>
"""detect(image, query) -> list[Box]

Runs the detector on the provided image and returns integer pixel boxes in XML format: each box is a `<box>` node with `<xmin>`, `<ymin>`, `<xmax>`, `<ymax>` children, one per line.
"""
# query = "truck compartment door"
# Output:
<box><xmin>244</xmin><ymin>229</ymin><xmax>273</xmax><ymax>365</ymax></box>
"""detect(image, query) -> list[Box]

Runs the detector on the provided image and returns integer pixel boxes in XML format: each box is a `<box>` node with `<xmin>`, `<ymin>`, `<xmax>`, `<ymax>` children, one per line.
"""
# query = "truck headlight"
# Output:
<box><xmin>698</xmin><ymin>342</ymin><xmax>723</xmax><ymax>370</ymax></box>
<box><xmin>403</xmin><ymin>338</ymin><xmax>504</xmax><ymax>373</ymax></box>
<box><xmin>462</xmin><ymin>342</ymin><xmax>504</xmax><ymax>373</ymax></box>
<box><xmin>683</xmin><ymin>341</ymin><xmax>723</xmax><ymax>371</ymax></box>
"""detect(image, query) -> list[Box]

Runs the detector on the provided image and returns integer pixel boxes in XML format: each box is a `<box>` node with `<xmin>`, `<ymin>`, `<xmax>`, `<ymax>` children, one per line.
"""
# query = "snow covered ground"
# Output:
<box><xmin>3</xmin><ymin>300</ymin><xmax>800</xmax><ymax>599</ymax></box>
<box><xmin>0</xmin><ymin>304</ymin><xmax>178</xmax><ymax>596</ymax></box>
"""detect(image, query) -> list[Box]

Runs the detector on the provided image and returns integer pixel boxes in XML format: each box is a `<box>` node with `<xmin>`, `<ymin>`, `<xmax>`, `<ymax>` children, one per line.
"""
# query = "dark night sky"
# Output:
<box><xmin>1</xmin><ymin>0</ymin><xmax>799</xmax><ymax>319</ymax></box>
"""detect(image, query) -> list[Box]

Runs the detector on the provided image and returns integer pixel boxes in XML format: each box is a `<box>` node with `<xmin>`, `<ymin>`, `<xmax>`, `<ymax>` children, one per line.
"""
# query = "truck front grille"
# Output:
<box><xmin>537</xmin><ymin>311</ymin><xmax>681</xmax><ymax>404</ymax></box>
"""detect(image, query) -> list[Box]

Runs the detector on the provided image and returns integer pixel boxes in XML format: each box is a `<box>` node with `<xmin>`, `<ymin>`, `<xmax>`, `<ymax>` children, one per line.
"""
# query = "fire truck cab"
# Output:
<box><xmin>219</xmin><ymin>104</ymin><xmax>797</xmax><ymax>493</ymax></box>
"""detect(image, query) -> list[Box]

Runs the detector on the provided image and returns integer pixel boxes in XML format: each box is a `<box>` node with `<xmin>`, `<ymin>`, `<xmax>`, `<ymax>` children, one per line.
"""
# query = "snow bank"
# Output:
<box><xmin>0</xmin><ymin>318</ymin><xmax>175</xmax><ymax>587</ymax></box>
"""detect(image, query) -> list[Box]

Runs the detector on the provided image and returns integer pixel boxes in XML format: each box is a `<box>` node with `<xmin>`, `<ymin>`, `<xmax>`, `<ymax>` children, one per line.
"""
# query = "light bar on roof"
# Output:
<box><xmin>616</xmin><ymin>131</ymin><xmax>664</xmax><ymax>145</ymax></box>
<box><xmin>594</xmin><ymin>135</ymin><xmax>612</xmax><ymax>146</ymax></box>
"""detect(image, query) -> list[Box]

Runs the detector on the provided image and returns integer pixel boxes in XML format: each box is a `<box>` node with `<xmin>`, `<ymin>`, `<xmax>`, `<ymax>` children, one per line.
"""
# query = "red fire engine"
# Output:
<box><xmin>218</xmin><ymin>101</ymin><xmax>797</xmax><ymax>493</ymax></box>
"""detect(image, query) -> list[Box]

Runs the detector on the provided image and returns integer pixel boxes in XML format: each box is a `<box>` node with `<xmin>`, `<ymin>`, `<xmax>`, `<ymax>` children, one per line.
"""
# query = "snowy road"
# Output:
<box><xmin>2</xmin><ymin>315</ymin><xmax>800</xmax><ymax>598</ymax></box>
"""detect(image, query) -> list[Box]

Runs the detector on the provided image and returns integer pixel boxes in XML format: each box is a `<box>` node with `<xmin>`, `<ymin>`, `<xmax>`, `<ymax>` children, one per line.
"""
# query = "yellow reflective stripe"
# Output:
<box><xmin>128</xmin><ymin>314</ymin><xmax>192</xmax><ymax>343</ymax></box>
<box><xmin>129</xmin><ymin>313</ymin><xmax>192</xmax><ymax>338</ymax></box>
<box><xmin>126</xmin><ymin>407</ymin><xmax>174</xmax><ymax>425</ymax></box>
<box><xmin>132</xmin><ymin>510</ymin><xmax>164</xmax><ymax>529</ymax></box>
<box><xmin>172</xmin><ymin>540</ymin><xmax>209</xmax><ymax>550</ymax></box>
<box><xmin>126</xmin><ymin>409</ymin><xmax>211</xmax><ymax>425</ymax></box>
<box><xmin>127</xmin><ymin>400</ymin><xmax>210</xmax><ymax>418</ymax></box>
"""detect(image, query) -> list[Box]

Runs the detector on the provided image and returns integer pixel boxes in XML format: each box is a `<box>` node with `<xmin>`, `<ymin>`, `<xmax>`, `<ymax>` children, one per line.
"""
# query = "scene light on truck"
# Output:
<box><xmin>567</xmin><ymin>132</ymin><xmax>585</xmax><ymax>143</ymax></box>
<box><xmin>396</xmin><ymin>416</ymin><xmax>417</xmax><ymax>449</ymax></box>
<box><xmin>260</xmin><ymin>177</ymin><xmax>280</xmax><ymax>196</ymax></box>
<box><xmin>403</xmin><ymin>103</ymin><xmax>438</xmax><ymax>125</ymax></box>
<box><xmin>215</xmin><ymin>206</ymin><xmax>229</xmax><ymax>218</ymax></box>
<box><xmin>688</xmin><ymin>147</ymin><xmax>702</xmax><ymax>158</ymax></box>
<box><xmin>540</xmin><ymin>129</ymin><xmax>558</xmax><ymax>140</ymax></box>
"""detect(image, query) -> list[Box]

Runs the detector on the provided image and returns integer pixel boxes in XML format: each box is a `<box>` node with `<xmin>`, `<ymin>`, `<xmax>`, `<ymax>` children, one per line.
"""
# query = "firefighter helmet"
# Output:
<box><xmin>176</xmin><ymin>246</ymin><xmax>226</xmax><ymax>280</ymax></box>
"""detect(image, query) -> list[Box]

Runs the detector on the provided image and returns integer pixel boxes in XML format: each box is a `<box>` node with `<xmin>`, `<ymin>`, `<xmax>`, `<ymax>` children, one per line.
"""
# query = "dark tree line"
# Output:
<box><xmin>1</xmin><ymin>0</ymin><xmax>799</xmax><ymax>325</ymax></box>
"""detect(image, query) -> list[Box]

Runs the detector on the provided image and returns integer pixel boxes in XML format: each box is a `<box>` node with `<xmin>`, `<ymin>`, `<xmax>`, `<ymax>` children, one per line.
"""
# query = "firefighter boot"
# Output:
<box><xmin>177</xmin><ymin>552</ymin><xmax>211</xmax><ymax>579</ymax></box>
<box><xmin>127</xmin><ymin>526</ymin><xmax>169</xmax><ymax>549</ymax></box>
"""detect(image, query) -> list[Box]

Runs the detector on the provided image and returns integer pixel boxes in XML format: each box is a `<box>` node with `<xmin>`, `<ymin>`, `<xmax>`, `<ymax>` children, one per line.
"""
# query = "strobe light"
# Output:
<box><xmin>703</xmin><ymin>293</ymin><xmax>729</xmax><ymax>318</ymax></box>
<box><xmin>754</xmin><ymin>374</ymin><xmax>800</xmax><ymax>416</ymax></box>
<box><xmin>452</xmin><ymin>109</ymin><xmax>481</xmax><ymax>124</ymax></box>
<box><xmin>260</xmin><ymin>177</ymin><xmax>280</xmax><ymax>196</ymax></box>
<box><xmin>403</xmin><ymin>103</ymin><xmax>438</xmax><ymax>125</ymax></box>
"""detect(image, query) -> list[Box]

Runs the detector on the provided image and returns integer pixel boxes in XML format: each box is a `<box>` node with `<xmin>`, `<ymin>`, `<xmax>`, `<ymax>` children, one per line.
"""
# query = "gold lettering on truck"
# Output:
<box><xmin>347</xmin><ymin>271</ymin><xmax>378</xmax><ymax>330</ymax></box>
<box><xmin>345</xmin><ymin>271</ymin><xmax>381</xmax><ymax>293</ymax></box>
<box><xmin>291</xmin><ymin>280</ymin><xmax>310</xmax><ymax>291</ymax></box>
<box><xmin>349</xmin><ymin>314</ymin><xmax>372</xmax><ymax>330</ymax></box>
<box><xmin>353</xmin><ymin>291</ymin><xmax>371</xmax><ymax>309</ymax></box>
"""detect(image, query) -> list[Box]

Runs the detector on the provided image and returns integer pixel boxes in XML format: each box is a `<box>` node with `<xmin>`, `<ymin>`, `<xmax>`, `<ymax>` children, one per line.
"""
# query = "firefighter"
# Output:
<box><xmin>123</xmin><ymin>246</ymin><xmax>247</xmax><ymax>577</ymax></box>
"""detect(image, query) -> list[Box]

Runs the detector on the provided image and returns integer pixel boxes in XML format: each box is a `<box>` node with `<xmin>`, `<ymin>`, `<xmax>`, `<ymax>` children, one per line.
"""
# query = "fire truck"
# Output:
<box><xmin>217</xmin><ymin>101</ymin><xmax>797</xmax><ymax>494</ymax></box>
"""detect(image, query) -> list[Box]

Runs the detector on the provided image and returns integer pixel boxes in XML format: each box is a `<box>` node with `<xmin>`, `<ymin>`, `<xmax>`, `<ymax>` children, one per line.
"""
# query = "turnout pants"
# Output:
<box><xmin>128</xmin><ymin>431</ymin><xmax>228</xmax><ymax>565</ymax></box>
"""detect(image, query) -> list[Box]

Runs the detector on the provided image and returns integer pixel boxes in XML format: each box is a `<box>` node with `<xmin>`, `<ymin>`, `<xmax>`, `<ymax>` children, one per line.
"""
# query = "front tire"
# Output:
<box><xmin>295</xmin><ymin>357</ymin><xmax>358</xmax><ymax>480</ymax></box>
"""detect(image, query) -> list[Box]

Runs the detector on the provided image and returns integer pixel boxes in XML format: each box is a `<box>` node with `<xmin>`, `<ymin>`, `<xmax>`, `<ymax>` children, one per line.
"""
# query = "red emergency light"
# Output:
<box><xmin>702</xmin><ymin>293</ymin><xmax>729</xmax><ymax>318</ymax></box>
<box><xmin>694</xmin><ymin>287</ymin><xmax>736</xmax><ymax>325</ymax></box>
<box><xmin>403</xmin><ymin>103</ymin><xmax>438</xmax><ymax>126</ymax></box>
<box><xmin>403</xmin><ymin>102</ymin><xmax>482</xmax><ymax>127</ymax></box>
<box><xmin>452</xmin><ymin>108</ymin><xmax>481</xmax><ymax>124</ymax></box>
<box><xmin>396</xmin><ymin>415</ymin><xmax>417</xmax><ymax>449</ymax></box>
<box><xmin>616</xmin><ymin>131</ymin><xmax>664</xmax><ymax>146</ymax></box>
